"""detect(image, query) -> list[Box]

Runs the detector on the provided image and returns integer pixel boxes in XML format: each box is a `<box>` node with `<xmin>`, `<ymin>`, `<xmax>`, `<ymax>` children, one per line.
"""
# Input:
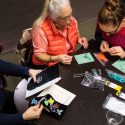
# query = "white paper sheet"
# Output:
<box><xmin>104</xmin><ymin>95</ymin><xmax>125</xmax><ymax>116</ymax></box>
<box><xmin>38</xmin><ymin>84</ymin><xmax>76</xmax><ymax>105</ymax></box>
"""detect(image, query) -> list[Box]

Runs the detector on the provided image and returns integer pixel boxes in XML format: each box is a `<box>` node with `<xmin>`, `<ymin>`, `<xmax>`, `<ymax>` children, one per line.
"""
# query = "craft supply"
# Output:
<box><xmin>106</xmin><ymin>69</ymin><xmax>125</xmax><ymax>83</ymax></box>
<box><xmin>30</xmin><ymin>94</ymin><xmax>67</xmax><ymax>119</ymax></box>
<box><xmin>94</xmin><ymin>52</ymin><xmax>109</xmax><ymax>66</ymax></box>
<box><xmin>104</xmin><ymin>80</ymin><xmax>122</xmax><ymax>91</ymax></box>
<box><xmin>98</xmin><ymin>69</ymin><xmax>102</xmax><ymax>75</ymax></box>
<box><xmin>91</xmin><ymin>68</ymin><xmax>98</xmax><ymax>75</ymax></box>
<box><xmin>74</xmin><ymin>53</ymin><xmax>94</xmax><ymax>64</ymax></box>
<box><xmin>112</xmin><ymin>59</ymin><xmax>125</xmax><ymax>73</ymax></box>
<box><xmin>103</xmin><ymin>94</ymin><xmax>125</xmax><ymax>116</ymax></box>
<box><xmin>116</xmin><ymin>91</ymin><xmax>125</xmax><ymax>100</ymax></box>
<box><xmin>81</xmin><ymin>71</ymin><xmax>104</xmax><ymax>91</ymax></box>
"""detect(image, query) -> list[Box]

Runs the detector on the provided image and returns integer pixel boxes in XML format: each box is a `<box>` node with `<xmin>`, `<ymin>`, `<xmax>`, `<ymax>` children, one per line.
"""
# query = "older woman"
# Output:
<box><xmin>32</xmin><ymin>0</ymin><xmax>88</xmax><ymax>67</ymax></box>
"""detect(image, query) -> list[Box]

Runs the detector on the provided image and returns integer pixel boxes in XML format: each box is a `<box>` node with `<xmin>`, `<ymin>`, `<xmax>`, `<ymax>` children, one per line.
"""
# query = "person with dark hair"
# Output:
<box><xmin>95</xmin><ymin>0</ymin><xmax>125</xmax><ymax>58</ymax></box>
<box><xmin>0</xmin><ymin>59</ymin><xmax>43</xmax><ymax>125</ymax></box>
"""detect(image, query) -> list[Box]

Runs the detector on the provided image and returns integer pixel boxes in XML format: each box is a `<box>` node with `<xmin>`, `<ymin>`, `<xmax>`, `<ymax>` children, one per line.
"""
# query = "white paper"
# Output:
<box><xmin>105</xmin><ymin>96</ymin><xmax>125</xmax><ymax>116</ymax></box>
<box><xmin>38</xmin><ymin>84</ymin><xmax>76</xmax><ymax>105</ymax></box>
<box><xmin>118</xmin><ymin>92</ymin><xmax>125</xmax><ymax>100</ymax></box>
<box><xmin>109</xmin><ymin>82</ymin><xmax>117</xmax><ymax>89</ymax></box>
<box><xmin>25</xmin><ymin>77</ymin><xmax>61</xmax><ymax>98</ymax></box>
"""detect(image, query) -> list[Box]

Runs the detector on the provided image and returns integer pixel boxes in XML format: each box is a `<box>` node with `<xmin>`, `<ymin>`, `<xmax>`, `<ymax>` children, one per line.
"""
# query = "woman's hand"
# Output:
<box><xmin>57</xmin><ymin>54</ymin><xmax>73</xmax><ymax>65</ymax></box>
<box><xmin>100</xmin><ymin>41</ymin><xmax>109</xmax><ymax>52</ymax></box>
<box><xmin>108</xmin><ymin>46</ymin><xmax>125</xmax><ymax>58</ymax></box>
<box><xmin>78</xmin><ymin>37</ymin><xmax>88</xmax><ymax>49</ymax></box>
<box><xmin>23</xmin><ymin>104</ymin><xmax>43</xmax><ymax>121</ymax></box>
<box><xmin>28</xmin><ymin>69</ymin><xmax>41</xmax><ymax>82</ymax></box>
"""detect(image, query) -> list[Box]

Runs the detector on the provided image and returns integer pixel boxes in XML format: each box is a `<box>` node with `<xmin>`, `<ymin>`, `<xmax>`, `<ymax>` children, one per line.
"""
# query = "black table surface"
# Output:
<box><xmin>33</xmin><ymin>39</ymin><xmax>125</xmax><ymax>125</ymax></box>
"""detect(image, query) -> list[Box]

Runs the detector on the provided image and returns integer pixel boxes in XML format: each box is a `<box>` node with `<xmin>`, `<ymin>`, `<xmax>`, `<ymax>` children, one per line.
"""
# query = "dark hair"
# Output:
<box><xmin>98</xmin><ymin>0</ymin><xmax>125</xmax><ymax>26</ymax></box>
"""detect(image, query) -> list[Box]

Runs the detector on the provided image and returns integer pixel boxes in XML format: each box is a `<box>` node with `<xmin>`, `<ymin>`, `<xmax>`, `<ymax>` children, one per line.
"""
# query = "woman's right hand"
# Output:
<box><xmin>57</xmin><ymin>54</ymin><xmax>73</xmax><ymax>65</ymax></box>
<box><xmin>100</xmin><ymin>41</ymin><xmax>109</xmax><ymax>52</ymax></box>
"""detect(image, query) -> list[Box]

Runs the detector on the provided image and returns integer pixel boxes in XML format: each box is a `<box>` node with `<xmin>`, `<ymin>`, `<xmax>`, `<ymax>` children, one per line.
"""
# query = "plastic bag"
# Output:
<box><xmin>81</xmin><ymin>71</ymin><xmax>104</xmax><ymax>91</ymax></box>
<box><xmin>103</xmin><ymin>94</ymin><xmax>125</xmax><ymax>116</ymax></box>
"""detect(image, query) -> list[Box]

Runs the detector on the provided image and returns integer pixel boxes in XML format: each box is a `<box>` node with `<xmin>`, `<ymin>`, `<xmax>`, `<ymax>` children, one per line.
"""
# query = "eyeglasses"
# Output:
<box><xmin>106</xmin><ymin>21</ymin><xmax>121</xmax><ymax>35</ymax></box>
<box><xmin>58</xmin><ymin>13</ymin><xmax>72</xmax><ymax>22</ymax></box>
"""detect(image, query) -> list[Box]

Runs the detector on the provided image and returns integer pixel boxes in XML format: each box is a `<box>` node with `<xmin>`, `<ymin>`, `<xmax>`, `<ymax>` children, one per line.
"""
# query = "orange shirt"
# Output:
<box><xmin>32</xmin><ymin>16</ymin><xmax>79</xmax><ymax>55</ymax></box>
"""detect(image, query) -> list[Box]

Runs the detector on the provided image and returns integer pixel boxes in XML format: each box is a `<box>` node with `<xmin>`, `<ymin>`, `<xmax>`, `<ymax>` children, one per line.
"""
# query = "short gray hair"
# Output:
<box><xmin>49</xmin><ymin>0</ymin><xmax>71</xmax><ymax>19</ymax></box>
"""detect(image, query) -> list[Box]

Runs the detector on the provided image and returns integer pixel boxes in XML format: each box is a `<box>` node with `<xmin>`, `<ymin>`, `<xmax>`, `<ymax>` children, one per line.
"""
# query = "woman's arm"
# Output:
<box><xmin>0</xmin><ymin>104</ymin><xmax>43</xmax><ymax>125</ymax></box>
<box><xmin>0</xmin><ymin>113</ymin><xmax>28</xmax><ymax>125</ymax></box>
<box><xmin>0</xmin><ymin>59</ymin><xmax>29</xmax><ymax>77</ymax></box>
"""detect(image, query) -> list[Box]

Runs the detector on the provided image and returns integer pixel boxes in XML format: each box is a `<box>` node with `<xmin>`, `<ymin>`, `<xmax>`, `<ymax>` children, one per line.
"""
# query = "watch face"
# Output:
<box><xmin>27</xmin><ymin>64</ymin><xmax>59</xmax><ymax>90</ymax></box>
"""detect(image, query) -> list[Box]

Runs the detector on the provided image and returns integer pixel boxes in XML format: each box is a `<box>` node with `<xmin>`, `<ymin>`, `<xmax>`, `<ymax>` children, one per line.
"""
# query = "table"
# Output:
<box><xmin>16</xmin><ymin>39</ymin><xmax>125</xmax><ymax>125</ymax></box>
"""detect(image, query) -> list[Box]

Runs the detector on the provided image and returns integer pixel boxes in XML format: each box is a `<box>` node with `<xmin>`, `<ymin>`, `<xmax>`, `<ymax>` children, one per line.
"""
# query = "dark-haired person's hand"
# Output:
<box><xmin>108</xmin><ymin>46</ymin><xmax>125</xmax><ymax>58</ymax></box>
<box><xmin>100</xmin><ymin>41</ymin><xmax>109</xmax><ymax>52</ymax></box>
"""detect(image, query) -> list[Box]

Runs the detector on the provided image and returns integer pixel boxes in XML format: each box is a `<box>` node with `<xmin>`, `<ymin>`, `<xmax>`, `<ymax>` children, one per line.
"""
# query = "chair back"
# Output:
<box><xmin>17</xmin><ymin>28</ymin><xmax>33</xmax><ymax>68</ymax></box>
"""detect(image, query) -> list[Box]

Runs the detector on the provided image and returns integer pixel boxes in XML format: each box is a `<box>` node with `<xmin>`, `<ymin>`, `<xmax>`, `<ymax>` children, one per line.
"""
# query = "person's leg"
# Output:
<box><xmin>1</xmin><ymin>89</ymin><xmax>17</xmax><ymax>114</ymax></box>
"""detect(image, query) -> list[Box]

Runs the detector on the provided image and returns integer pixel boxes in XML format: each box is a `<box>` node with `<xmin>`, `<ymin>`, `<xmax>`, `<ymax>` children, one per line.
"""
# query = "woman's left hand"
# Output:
<box><xmin>78</xmin><ymin>37</ymin><xmax>88</xmax><ymax>49</ymax></box>
<box><xmin>108</xmin><ymin>46</ymin><xmax>125</xmax><ymax>58</ymax></box>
